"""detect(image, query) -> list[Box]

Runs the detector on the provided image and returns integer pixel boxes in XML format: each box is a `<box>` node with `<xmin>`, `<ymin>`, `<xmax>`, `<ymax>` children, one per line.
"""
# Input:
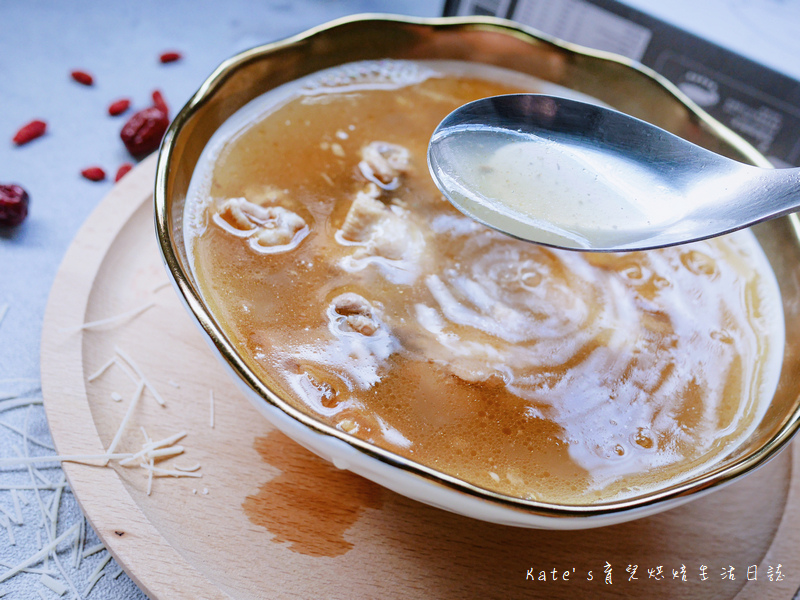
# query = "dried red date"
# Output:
<box><xmin>120</xmin><ymin>91</ymin><xmax>170</xmax><ymax>157</ymax></box>
<box><xmin>12</xmin><ymin>120</ymin><xmax>47</xmax><ymax>145</ymax></box>
<box><xmin>0</xmin><ymin>184</ymin><xmax>30</xmax><ymax>227</ymax></box>
<box><xmin>71</xmin><ymin>70</ymin><xmax>94</xmax><ymax>86</ymax></box>
<box><xmin>81</xmin><ymin>167</ymin><xmax>106</xmax><ymax>182</ymax></box>
<box><xmin>115</xmin><ymin>163</ymin><xmax>133</xmax><ymax>182</ymax></box>
<box><xmin>108</xmin><ymin>99</ymin><xmax>131</xmax><ymax>116</ymax></box>
<box><xmin>120</xmin><ymin>107</ymin><xmax>169</xmax><ymax>156</ymax></box>
<box><xmin>159</xmin><ymin>51</ymin><xmax>182</xmax><ymax>64</ymax></box>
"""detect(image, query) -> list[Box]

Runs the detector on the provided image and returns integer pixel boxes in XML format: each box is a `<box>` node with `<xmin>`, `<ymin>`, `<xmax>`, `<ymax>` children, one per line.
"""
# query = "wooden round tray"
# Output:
<box><xmin>41</xmin><ymin>156</ymin><xmax>800</xmax><ymax>599</ymax></box>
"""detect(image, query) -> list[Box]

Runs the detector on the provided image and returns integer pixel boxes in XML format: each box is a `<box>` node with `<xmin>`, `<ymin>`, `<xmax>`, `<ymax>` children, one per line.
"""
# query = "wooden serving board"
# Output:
<box><xmin>41</xmin><ymin>155</ymin><xmax>800</xmax><ymax>600</ymax></box>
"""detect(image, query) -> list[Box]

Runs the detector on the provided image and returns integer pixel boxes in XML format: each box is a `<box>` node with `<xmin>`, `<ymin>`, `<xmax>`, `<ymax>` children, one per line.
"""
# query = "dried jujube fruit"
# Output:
<box><xmin>120</xmin><ymin>91</ymin><xmax>170</xmax><ymax>157</ymax></box>
<box><xmin>0</xmin><ymin>184</ymin><xmax>30</xmax><ymax>226</ymax></box>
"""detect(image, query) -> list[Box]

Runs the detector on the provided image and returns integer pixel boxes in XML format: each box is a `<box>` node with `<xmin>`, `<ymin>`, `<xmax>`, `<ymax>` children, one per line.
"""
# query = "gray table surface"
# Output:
<box><xmin>0</xmin><ymin>2</ymin><xmax>440</xmax><ymax>598</ymax></box>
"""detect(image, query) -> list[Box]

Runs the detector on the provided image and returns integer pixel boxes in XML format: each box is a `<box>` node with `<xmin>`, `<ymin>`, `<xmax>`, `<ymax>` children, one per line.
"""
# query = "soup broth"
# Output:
<box><xmin>185</xmin><ymin>60</ymin><xmax>784</xmax><ymax>504</ymax></box>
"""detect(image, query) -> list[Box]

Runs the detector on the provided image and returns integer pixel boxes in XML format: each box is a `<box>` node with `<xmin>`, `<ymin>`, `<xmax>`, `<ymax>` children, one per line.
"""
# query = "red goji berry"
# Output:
<box><xmin>108</xmin><ymin>99</ymin><xmax>131</xmax><ymax>116</ymax></box>
<box><xmin>12</xmin><ymin>120</ymin><xmax>47</xmax><ymax>145</ymax></box>
<box><xmin>151</xmin><ymin>90</ymin><xmax>169</xmax><ymax>116</ymax></box>
<box><xmin>120</xmin><ymin>91</ymin><xmax>170</xmax><ymax>157</ymax></box>
<box><xmin>81</xmin><ymin>167</ymin><xmax>106</xmax><ymax>182</ymax></box>
<box><xmin>159</xmin><ymin>51</ymin><xmax>182</xmax><ymax>63</ymax></box>
<box><xmin>0</xmin><ymin>184</ymin><xmax>30</xmax><ymax>227</ymax></box>
<box><xmin>115</xmin><ymin>163</ymin><xmax>133</xmax><ymax>182</ymax></box>
<box><xmin>71</xmin><ymin>70</ymin><xmax>94</xmax><ymax>86</ymax></box>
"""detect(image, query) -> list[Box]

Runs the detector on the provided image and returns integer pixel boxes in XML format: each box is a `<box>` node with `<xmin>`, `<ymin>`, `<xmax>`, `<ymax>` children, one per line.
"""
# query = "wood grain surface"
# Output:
<box><xmin>41</xmin><ymin>156</ymin><xmax>800</xmax><ymax>599</ymax></box>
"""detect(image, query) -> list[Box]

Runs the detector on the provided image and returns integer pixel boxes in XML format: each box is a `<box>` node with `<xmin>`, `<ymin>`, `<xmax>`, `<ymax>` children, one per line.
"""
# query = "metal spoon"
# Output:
<box><xmin>428</xmin><ymin>94</ymin><xmax>799</xmax><ymax>252</ymax></box>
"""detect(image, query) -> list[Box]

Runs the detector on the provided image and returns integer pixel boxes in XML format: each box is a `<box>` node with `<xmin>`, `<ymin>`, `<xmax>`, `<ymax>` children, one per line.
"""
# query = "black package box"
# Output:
<box><xmin>444</xmin><ymin>0</ymin><xmax>800</xmax><ymax>167</ymax></box>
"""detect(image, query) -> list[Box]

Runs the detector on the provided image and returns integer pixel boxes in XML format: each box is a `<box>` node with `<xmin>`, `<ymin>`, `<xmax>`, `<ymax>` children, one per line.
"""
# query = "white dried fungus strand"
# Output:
<box><xmin>0</xmin><ymin>393</ymin><xmax>200</xmax><ymax>592</ymax></box>
<box><xmin>141</xmin><ymin>428</ymin><xmax>155</xmax><ymax>497</ymax></box>
<box><xmin>73</xmin><ymin>518</ymin><xmax>85</xmax><ymax>569</ymax></box>
<box><xmin>83</xmin><ymin>552</ymin><xmax>112</xmax><ymax>596</ymax></box>
<box><xmin>118</xmin><ymin>431</ymin><xmax>187</xmax><ymax>467</ymax></box>
<box><xmin>0</xmin><ymin>561</ymin><xmax>55</xmax><ymax>577</ymax></box>
<box><xmin>114</xmin><ymin>346</ymin><xmax>166</xmax><ymax>407</ymax></box>
<box><xmin>115</xmin><ymin>429</ymin><xmax>199</xmax><ymax>496</ymax></box>
<box><xmin>86</xmin><ymin>358</ymin><xmax>115</xmax><ymax>383</ymax></box>
<box><xmin>151</xmin><ymin>281</ymin><xmax>171</xmax><ymax>294</ymax></box>
<box><xmin>48</xmin><ymin>474</ymin><xmax>67</xmax><ymax>539</ymax></box>
<box><xmin>138</xmin><ymin>464</ymin><xmax>202</xmax><ymax>478</ymax></box>
<box><xmin>11</xmin><ymin>489</ymin><xmax>22</xmax><ymax>523</ymax></box>
<box><xmin>1</xmin><ymin>515</ymin><xmax>15</xmax><ymax>545</ymax></box>
<box><xmin>81</xmin><ymin>543</ymin><xmax>105</xmax><ymax>559</ymax></box>
<box><xmin>0</xmin><ymin>396</ymin><xmax>43</xmax><ymax>413</ymax></box>
<box><xmin>0</xmin><ymin>418</ymin><xmax>54</xmax><ymax>451</ymax></box>
<box><xmin>0</xmin><ymin>484</ymin><xmax>57</xmax><ymax>492</ymax></box>
<box><xmin>18</xmin><ymin>406</ymin><xmax>85</xmax><ymax>600</ymax></box>
<box><xmin>88</xmin><ymin>553</ymin><xmax>111</xmax><ymax>580</ymax></box>
<box><xmin>0</xmin><ymin>500</ymin><xmax>21</xmax><ymax>526</ymax></box>
<box><xmin>0</xmin><ymin>452</ymin><xmax>135</xmax><ymax>467</ymax></box>
<box><xmin>86</xmin><ymin>356</ymin><xmax>137</xmax><ymax>386</ymax></box>
<box><xmin>174</xmin><ymin>462</ymin><xmax>201</xmax><ymax>473</ymax></box>
<box><xmin>209</xmin><ymin>389</ymin><xmax>215</xmax><ymax>429</ymax></box>
<box><xmin>0</xmin><ymin>295</ymin><xmax>206</xmax><ymax>593</ymax></box>
<box><xmin>0</xmin><ymin>522</ymin><xmax>80</xmax><ymax>583</ymax></box>
<box><xmin>0</xmin><ymin>429</ymin><xmax>197</xmax><ymax>489</ymax></box>
<box><xmin>105</xmin><ymin>380</ymin><xmax>146</xmax><ymax>458</ymax></box>
<box><xmin>66</xmin><ymin>301</ymin><xmax>155</xmax><ymax>333</ymax></box>
<box><xmin>40</xmin><ymin>572</ymin><xmax>69</xmax><ymax>595</ymax></box>
<box><xmin>0</xmin><ymin>378</ymin><xmax>42</xmax><ymax>402</ymax></box>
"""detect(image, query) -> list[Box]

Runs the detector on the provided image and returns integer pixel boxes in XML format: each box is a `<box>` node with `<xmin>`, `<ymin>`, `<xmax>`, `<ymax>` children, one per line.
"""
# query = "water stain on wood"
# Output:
<box><xmin>243</xmin><ymin>430</ymin><xmax>383</xmax><ymax>557</ymax></box>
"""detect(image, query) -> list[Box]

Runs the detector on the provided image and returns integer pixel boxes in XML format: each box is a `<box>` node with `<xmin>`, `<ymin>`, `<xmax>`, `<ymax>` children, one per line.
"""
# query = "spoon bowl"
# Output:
<box><xmin>428</xmin><ymin>94</ymin><xmax>800</xmax><ymax>252</ymax></box>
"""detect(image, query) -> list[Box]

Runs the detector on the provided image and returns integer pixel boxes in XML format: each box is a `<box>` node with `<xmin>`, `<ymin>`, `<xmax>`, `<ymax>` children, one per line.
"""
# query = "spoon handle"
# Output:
<box><xmin>733</xmin><ymin>167</ymin><xmax>800</xmax><ymax>225</ymax></box>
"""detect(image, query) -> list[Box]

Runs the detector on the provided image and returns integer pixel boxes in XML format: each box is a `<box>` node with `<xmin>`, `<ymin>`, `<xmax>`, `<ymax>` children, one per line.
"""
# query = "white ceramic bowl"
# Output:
<box><xmin>155</xmin><ymin>14</ymin><xmax>800</xmax><ymax>529</ymax></box>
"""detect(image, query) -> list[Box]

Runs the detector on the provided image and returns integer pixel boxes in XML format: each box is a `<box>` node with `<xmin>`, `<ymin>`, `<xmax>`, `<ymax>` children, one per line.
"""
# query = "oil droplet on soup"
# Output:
<box><xmin>186</xmin><ymin>60</ymin><xmax>784</xmax><ymax>504</ymax></box>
